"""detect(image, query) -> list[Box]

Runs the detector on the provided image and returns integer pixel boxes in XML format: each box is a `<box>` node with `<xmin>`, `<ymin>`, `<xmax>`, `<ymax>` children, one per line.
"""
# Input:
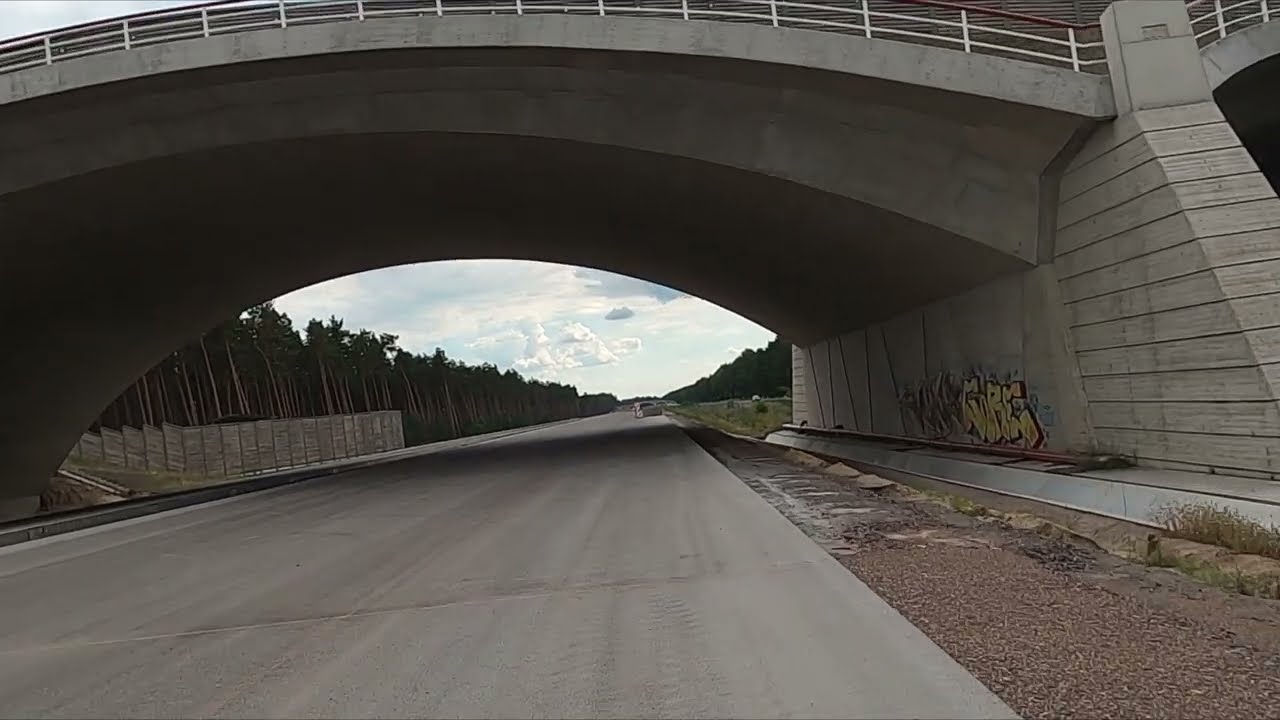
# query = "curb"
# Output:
<box><xmin>0</xmin><ymin>415</ymin><xmax>592</xmax><ymax>549</ymax></box>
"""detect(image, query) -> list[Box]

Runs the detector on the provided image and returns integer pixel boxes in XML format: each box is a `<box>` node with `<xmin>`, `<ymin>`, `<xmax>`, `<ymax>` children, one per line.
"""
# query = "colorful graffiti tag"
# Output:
<box><xmin>900</xmin><ymin>370</ymin><xmax>1047</xmax><ymax>449</ymax></box>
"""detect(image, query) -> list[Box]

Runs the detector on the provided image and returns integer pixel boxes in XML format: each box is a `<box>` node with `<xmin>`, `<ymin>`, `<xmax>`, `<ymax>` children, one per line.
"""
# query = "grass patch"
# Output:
<box><xmin>668</xmin><ymin>400</ymin><xmax>792</xmax><ymax>439</ymax></box>
<box><xmin>1154</xmin><ymin>502</ymin><xmax>1280</xmax><ymax>560</ymax></box>
<box><xmin>1142</xmin><ymin>536</ymin><xmax>1280</xmax><ymax>599</ymax></box>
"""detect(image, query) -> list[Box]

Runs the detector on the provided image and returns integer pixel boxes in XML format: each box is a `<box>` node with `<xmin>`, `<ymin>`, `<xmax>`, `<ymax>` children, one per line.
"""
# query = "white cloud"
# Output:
<box><xmin>271</xmin><ymin>260</ymin><xmax>773</xmax><ymax>398</ymax></box>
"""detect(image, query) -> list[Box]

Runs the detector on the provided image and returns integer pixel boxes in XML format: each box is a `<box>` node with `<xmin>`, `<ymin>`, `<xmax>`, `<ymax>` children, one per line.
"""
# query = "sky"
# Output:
<box><xmin>270</xmin><ymin>261</ymin><xmax>774</xmax><ymax>399</ymax></box>
<box><xmin>1</xmin><ymin>2</ymin><xmax>776</xmax><ymax>400</ymax></box>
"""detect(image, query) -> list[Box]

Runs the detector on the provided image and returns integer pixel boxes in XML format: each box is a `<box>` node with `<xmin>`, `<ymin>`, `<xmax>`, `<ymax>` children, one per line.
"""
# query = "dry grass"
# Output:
<box><xmin>669</xmin><ymin>400</ymin><xmax>792</xmax><ymax>439</ymax></box>
<box><xmin>1155</xmin><ymin>502</ymin><xmax>1280</xmax><ymax>560</ymax></box>
<box><xmin>1142</xmin><ymin>538</ymin><xmax>1280</xmax><ymax>600</ymax></box>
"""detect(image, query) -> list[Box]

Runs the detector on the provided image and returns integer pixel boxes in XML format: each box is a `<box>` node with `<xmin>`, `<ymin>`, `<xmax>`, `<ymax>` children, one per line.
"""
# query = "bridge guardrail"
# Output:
<box><xmin>0</xmin><ymin>0</ymin><xmax>1107</xmax><ymax>78</ymax></box>
<box><xmin>1188</xmin><ymin>0</ymin><xmax>1275</xmax><ymax>46</ymax></box>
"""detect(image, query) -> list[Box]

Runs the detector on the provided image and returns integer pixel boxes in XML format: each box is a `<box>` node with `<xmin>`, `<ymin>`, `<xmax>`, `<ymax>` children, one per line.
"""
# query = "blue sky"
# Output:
<box><xmin>1</xmin><ymin>2</ymin><xmax>775</xmax><ymax>398</ymax></box>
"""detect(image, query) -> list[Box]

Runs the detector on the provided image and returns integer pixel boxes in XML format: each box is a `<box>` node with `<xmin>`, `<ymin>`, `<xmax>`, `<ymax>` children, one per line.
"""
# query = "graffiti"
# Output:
<box><xmin>900</xmin><ymin>370</ymin><xmax>1047</xmax><ymax>449</ymax></box>
<box><xmin>899</xmin><ymin>371</ymin><xmax>964</xmax><ymax>439</ymax></box>
<box><xmin>960</xmin><ymin>376</ymin><xmax>1046</xmax><ymax>448</ymax></box>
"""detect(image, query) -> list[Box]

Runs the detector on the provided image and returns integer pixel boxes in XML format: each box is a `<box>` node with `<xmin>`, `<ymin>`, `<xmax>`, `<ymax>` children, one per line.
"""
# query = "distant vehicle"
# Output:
<box><xmin>751</xmin><ymin>395</ymin><xmax>762</xmax><ymax>401</ymax></box>
<box><xmin>633</xmin><ymin>401</ymin><xmax>663</xmax><ymax>418</ymax></box>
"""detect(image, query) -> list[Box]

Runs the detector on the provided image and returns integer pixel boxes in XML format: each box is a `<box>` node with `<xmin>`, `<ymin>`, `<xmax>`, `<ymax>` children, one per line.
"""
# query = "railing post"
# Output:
<box><xmin>436</xmin><ymin>0</ymin><xmax>444</xmax><ymax>16</ymax></box>
<box><xmin>122</xmin><ymin>19</ymin><xmax>131</xmax><ymax>50</ymax></box>
<box><xmin>279</xmin><ymin>0</ymin><xmax>288</xmax><ymax>27</ymax></box>
<box><xmin>357</xmin><ymin>0</ymin><xmax>365</xmax><ymax>20</ymax></box>
<box><xmin>681</xmin><ymin>0</ymin><xmax>689</xmax><ymax>20</ymax></box>
<box><xmin>960</xmin><ymin>9</ymin><xmax>970</xmax><ymax>52</ymax></box>
<box><xmin>599</xmin><ymin>0</ymin><xmax>606</xmax><ymax>15</ymax></box>
<box><xmin>43</xmin><ymin>35</ymin><xmax>52</xmax><ymax>64</ymax></box>
<box><xmin>1068</xmin><ymin>26</ymin><xmax>1080</xmax><ymax>71</ymax></box>
<box><xmin>516</xmin><ymin>0</ymin><xmax>523</xmax><ymax>14</ymax></box>
<box><xmin>201</xmin><ymin>7</ymin><xmax>210</xmax><ymax>36</ymax></box>
<box><xmin>1264</xmin><ymin>0</ymin><xmax>1271</xmax><ymax>23</ymax></box>
<box><xmin>861</xmin><ymin>0</ymin><xmax>871</xmax><ymax>38</ymax></box>
<box><xmin>770</xmin><ymin>0</ymin><xmax>779</xmax><ymax>27</ymax></box>
<box><xmin>1215</xmin><ymin>0</ymin><xmax>1226</xmax><ymax>39</ymax></box>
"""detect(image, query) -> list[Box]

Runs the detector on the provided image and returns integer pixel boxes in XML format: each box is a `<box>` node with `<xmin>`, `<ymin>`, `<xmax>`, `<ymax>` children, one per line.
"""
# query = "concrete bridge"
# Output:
<box><xmin>0</xmin><ymin>0</ymin><xmax>1276</xmax><ymax>519</ymax></box>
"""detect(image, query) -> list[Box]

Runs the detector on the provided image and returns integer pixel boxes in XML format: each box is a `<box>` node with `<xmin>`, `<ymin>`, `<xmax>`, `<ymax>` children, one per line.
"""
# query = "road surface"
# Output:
<box><xmin>0</xmin><ymin>414</ymin><xmax>1014</xmax><ymax>719</ymax></box>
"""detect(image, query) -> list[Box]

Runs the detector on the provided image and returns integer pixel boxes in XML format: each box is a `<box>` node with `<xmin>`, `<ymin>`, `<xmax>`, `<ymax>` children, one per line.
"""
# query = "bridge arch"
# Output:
<box><xmin>1201</xmin><ymin>19</ymin><xmax>1280</xmax><ymax>188</ymax></box>
<box><xmin>1200</xmin><ymin>14</ymin><xmax>1280</xmax><ymax>89</ymax></box>
<box><xmin>0</xmin><ymin>8</ymin><xmax>1108</xmax><ymax>517</ymax></box>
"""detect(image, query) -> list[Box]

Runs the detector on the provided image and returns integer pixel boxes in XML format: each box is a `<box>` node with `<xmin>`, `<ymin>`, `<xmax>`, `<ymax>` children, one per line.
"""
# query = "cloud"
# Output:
<box><xmin>604</xmin><ymin>306</ymin><xmax>635</xmax><ymax>321</ymax></box>
<box><xmin>271</xmin><ymin>260</ymin><xmax>771</xmax><ymax>398</ymax></box>
<box><xmin>574</xmin><ymin>269</ymin><xmax>685</xmax><ymax>304</ymax></box>
<box><xmin>511</xmin><ymin>321</ymin><xmax>642</xmax><ymax>373</ymax></box>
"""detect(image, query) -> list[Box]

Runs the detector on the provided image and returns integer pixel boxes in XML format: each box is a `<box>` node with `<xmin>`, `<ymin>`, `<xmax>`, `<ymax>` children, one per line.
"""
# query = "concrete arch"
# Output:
<box><xmin>0</xmin><ymin>13</ymin><xmax>1106</xmax><ymax>516</ymax></box>
<box><xmin>1205</xmin><ymin>21</ymin><xmax>1280</xmax><ymax>188</ymax></box>
<box><xmin>1200</xmin><ymin>18</ymin><xmax>1280</xmax><ymax>89</ymax></box>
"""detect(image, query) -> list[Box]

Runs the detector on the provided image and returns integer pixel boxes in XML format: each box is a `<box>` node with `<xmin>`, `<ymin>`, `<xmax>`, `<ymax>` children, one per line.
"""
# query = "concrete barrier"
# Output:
<box><xmin>2</xmin><ymin>416</ymin><xmax>588</xmax><ymax>549</ymax></box>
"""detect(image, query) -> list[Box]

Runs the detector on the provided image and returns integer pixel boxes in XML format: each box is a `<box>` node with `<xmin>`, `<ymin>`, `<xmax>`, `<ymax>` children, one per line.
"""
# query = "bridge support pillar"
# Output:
<box><xmin>1047</xmin><ymin>0</ymin><xmax>1280</xmax><ymax>475</ymax></box>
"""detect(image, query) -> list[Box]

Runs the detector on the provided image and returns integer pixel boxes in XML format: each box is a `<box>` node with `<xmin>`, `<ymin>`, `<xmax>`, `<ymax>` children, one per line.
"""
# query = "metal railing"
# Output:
<box><xmin>1188</xmin><ymin>0</ymin><xmax>1275</xmax><ymax>45</ymax></box>
<box><xmin>0</xmin><ymin>0</ymin><xmax>1107</xmax><ymax>77</ymax></box>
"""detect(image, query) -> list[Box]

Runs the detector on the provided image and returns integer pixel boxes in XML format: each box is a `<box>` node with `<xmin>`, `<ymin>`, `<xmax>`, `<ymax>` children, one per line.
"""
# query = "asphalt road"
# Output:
<box><xmin>0</xmin><ymin>414</ymin><xmax>1015</xmax><ymax>719</ymax></box>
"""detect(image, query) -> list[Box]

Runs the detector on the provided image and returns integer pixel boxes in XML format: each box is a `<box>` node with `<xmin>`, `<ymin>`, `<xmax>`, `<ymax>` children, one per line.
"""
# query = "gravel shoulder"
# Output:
<box><xmin>678</xmin><ymin>423</ymin><xmax>1280</xmax><ymax>720</ymax></box>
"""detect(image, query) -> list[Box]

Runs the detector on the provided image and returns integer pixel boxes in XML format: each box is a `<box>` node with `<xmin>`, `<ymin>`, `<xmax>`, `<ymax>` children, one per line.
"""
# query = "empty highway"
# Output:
<box><xmin>0</xmin><ymin>414</ymin><xmax>1014</xmax><ymax>719</ymax></box>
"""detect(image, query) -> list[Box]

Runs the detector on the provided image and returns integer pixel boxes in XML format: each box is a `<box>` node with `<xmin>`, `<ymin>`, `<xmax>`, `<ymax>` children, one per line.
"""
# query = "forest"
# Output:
<box><xmin>663</xmin><ymin>338</ymin><xmax>791</xmax><ymax>404</ymax></box>
<box><xmin>93</xmin><ymin>302</ymin><xmax>620</xmax><ymax>445</ymax></box>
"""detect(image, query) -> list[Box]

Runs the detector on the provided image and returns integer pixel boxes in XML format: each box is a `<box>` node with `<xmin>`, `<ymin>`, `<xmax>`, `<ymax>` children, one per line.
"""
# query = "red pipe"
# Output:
<box><xmin>781</xmin><ymin>423</ymin><xmax>1084</xmax><ymax>465</ymax></box>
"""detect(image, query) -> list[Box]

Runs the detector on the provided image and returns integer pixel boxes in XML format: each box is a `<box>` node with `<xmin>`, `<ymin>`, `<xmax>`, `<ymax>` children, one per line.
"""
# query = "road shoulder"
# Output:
<box><xmin>678</xmin><ymin>422</ymin><xmax>1280</xmax><ymax>720</ymax></box>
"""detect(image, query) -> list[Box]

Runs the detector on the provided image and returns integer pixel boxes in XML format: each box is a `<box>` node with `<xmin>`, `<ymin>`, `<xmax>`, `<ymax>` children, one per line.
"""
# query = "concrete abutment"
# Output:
<box><xmin>792</xmin><ymin>1</ymin><xmax>1280</xmax><ymax>478</ymax></box>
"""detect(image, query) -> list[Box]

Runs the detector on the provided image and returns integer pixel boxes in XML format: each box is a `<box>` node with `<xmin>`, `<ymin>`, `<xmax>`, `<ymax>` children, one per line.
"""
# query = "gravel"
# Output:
<box><xmin>843</xmin><ymin>541</ymin><xmax>1280</xmax><ymax>719</ymax></box>
<box><xmin>679</xmin><ymin>425</ymin><xmax>1280</xmax><ymax>720</ymax></box>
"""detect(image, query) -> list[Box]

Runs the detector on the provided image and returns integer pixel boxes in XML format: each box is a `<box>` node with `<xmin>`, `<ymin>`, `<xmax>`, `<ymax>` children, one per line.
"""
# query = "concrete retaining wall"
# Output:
<box><xmin>64</xmin><ymin>411</ymin><xmax>406</xmax><ymax>478</ymax></box>
<box><xmin>791</xmin><ymin>267</ymin><xmax>1092</xmax><ymax>453</ymax></box>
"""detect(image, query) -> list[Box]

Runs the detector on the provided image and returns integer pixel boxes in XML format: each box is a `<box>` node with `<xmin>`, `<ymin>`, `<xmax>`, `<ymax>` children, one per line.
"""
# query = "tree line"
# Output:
<box><xmin>664</xmin><ymin>337</ymin><xmax>791</xmax><ymax>404</ymax></box>
<box><xmin>94</xmin><ymin>302</ymin><xmax>619</xmax><ymax>445</ymax></box>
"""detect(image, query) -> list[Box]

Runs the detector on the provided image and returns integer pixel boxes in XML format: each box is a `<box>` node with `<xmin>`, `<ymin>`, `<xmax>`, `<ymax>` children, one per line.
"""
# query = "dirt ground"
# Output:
<box><xmin>679</xmin><ymin>424</ymin><xmax>1280</xmax><ymax>720</ymax></box>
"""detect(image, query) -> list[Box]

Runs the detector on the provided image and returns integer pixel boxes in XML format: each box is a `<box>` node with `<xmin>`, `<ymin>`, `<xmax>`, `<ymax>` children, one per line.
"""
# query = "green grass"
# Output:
<box><xmin>668</xmin><ymin>399</ymin><xmax>792</xmax><ymax>439</ymax></box>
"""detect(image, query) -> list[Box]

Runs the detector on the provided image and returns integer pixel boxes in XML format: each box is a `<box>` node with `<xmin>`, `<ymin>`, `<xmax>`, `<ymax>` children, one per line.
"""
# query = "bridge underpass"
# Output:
<box><xmin>0</xmin><ymin>0</ymin><xmax>1278</xmax><ymax>521</ymax></box>
<box><xmin>0</xmin><ymin>2</ymin><xmax>1114</xmax><ymax>520</ymax></box>
<box><xmin>3</xmin><ymin>1</ymin><xmax>1280</xmax><ymax>716</ymax></box>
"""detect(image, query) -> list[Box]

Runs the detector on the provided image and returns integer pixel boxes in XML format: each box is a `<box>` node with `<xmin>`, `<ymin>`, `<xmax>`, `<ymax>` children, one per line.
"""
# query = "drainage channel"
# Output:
<box><xmin>765</xmin><ymin>429</ymin><xmax>1280</xmax><ymax>530</ymax></box>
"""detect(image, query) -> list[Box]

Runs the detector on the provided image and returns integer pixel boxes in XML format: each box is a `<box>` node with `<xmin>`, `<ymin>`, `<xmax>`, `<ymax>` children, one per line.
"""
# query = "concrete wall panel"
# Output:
<box><xmin>143</xmin><ymin>424</ymin><xmax>166</xmax><ymax>472</ymax></box>
<box><xmin>288</xmin><ymin>421</ymin><xmax>306</xmax><ymax>466</ymax></box>
<box><xmin>804</xmin><ymin>343</ymin><xmax>832</xmax><ymax>428</ymax></box>
<box><xmin>122</xmin><ymin>426</ymin><xmax>146</xmax><ymax>470</ymax></box>
<box><xmin>220</xmin><ymin>425</ymin><xmax>243</xmax><ymax>477</ymax></box>
<box><xmin>101</xmin><ymin>428</ymin><xmax>125</xmax><ymax>468</ymax></box>
<box><xmin>272</xmin><ymin>420</ymin><xmax>292</xmax><ymax>468</ymax></box>
<box><xmin>1075</xmin><ymin>328</ymin><xmax>1280</xmax><ymax>375</ymax></box>
<box><xmin>239</xmin><ymin>423</ymin><xmax>260</xmax><ymax>472</ymax></box>
<box><xmin>202</xmin><ymin>426</ymin><xmax>225</xmax><ymax>478</ymax></box>
<box><xmin>79</xmin><ymin>432</ymin><xmax>103</xmax><ymax>465</ymax></box>
<box><xmin>791</xmin><ymin>345</ymin><xmax>809</xmax><ymax>426</ymax></box>
<box><xmin>162</xmin><ymin>423</ymin><xmax>184</xmax><ymax>472</ymax></box>
<box><xmin>316</xmin><ymin>417</ymin><xmax>334</xmax><ymax>461</ymax></box>
<box><xmin>254</xmin><ymin>420</ymin><xmax>275</xmax><ymax>470</ymax></box>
